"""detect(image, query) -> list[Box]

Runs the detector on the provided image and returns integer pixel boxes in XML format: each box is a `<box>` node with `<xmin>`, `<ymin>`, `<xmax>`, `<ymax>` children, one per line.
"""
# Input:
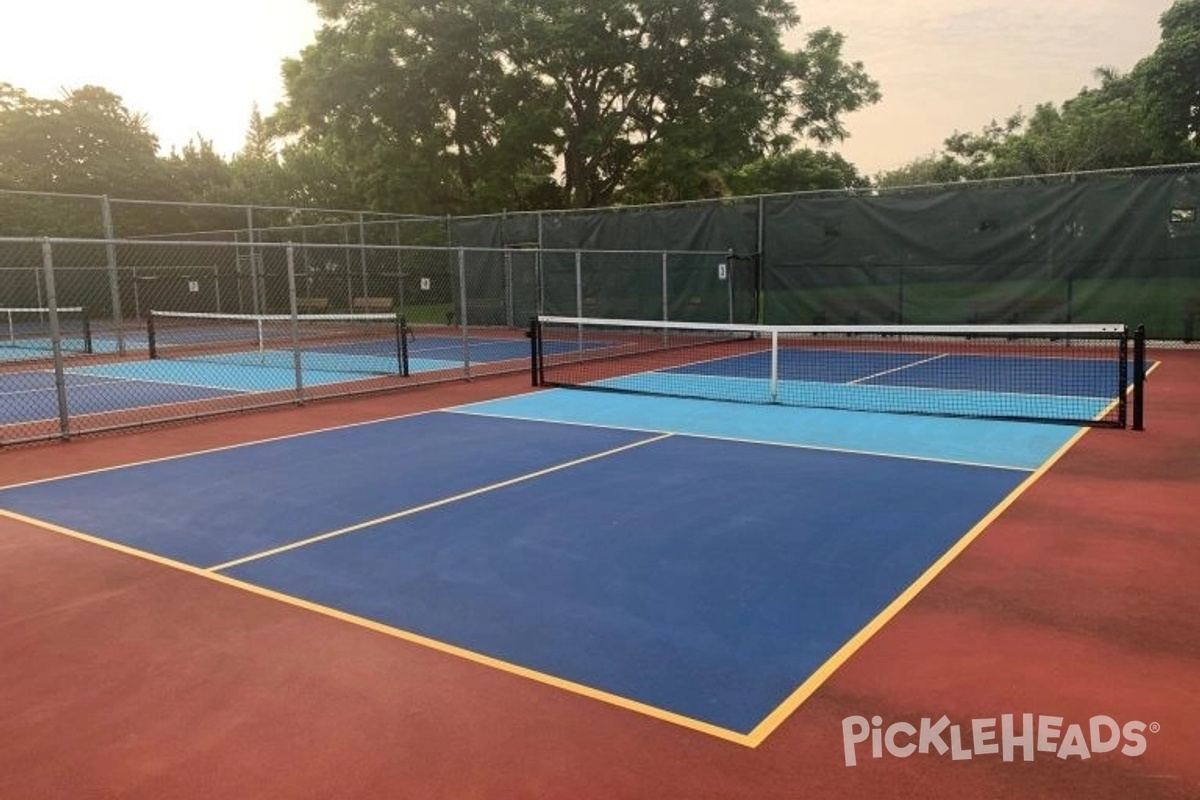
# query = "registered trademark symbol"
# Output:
<box><xmin>1149</xmin><ymin>722</ymin><xmax>1161</xmax><ymax>734</ymax></box>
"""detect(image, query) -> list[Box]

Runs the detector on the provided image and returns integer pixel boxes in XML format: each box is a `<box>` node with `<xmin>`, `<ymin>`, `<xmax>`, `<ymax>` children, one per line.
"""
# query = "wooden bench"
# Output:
<box><xmin>351</xmin><ymin>296</ymin><xmax>394</xmax><ymax>314</ymax></box>
<box><xmin>295</xmin><ymin>297</ymin><xmax>329</xmax><ymax>313</ymax></box>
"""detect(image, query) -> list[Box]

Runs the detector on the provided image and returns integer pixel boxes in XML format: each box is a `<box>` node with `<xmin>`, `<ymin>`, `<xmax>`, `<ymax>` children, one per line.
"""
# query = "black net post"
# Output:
<box><xmin>1133</xmin><ymin>324</ymin><xmax>1146</xmax><ymax>431</ymax></box>
<box><xmin>147</xmin><ymin>312</ymin><xmax>158</xmax><ymax>359</ymax></box>
<box><xmin>529</xmin><ymin>316</ymin><xmax>542</xmax><ymax>386</ymax></box>
<box><xmin>81</xmin><ymin>307</ymin><xmax>93</xmax><ymax>354</ymax></box>
<box><xmin>1118</xmin><ymin>327</ymin><xmax>1128</xmax><ymax>428</ymax></box>
<box><xmin>398</xmin><ymin>314</ymin><xmax>410</xmax><ymax>377</ymax></box>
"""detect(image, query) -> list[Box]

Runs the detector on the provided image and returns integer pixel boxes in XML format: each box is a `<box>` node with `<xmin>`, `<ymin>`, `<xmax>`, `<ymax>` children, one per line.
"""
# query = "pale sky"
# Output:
<box><xmin>0</xmin><ymin>0</ymin><xmax>1177</xmax><ymax>178</ymax></box>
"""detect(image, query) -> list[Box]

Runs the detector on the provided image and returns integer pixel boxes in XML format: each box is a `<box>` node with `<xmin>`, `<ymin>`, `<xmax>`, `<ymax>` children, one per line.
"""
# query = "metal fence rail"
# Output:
<box><xmin>0</xmin><ymin>237</ymin><xmax>733</xmax><ymax>446</ymax></box>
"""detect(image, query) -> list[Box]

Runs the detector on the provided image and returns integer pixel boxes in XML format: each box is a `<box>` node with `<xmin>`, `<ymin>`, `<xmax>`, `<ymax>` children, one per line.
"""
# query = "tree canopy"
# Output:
<box><xmin>6</xmin><ymin>1</ymin><xmax>1197</xmax><ymax>218</ymax></box>
<box><xmin>273</xmin><ymin>0</ymin><xmax>880</xmax><ymax>211</ymax></box>
<box><xmin>0</xmin><ymin>83</ymin><xmax>164</xmax><ymax>196</ymax></box>
<box><xmin>1137</xmin><ymin>0</ymin><xmax>1200</xmax><ymax>156</ymax></box>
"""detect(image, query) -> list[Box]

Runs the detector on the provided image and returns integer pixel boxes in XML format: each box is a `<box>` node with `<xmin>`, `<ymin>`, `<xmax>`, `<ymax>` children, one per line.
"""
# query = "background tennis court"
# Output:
<box><xmin>0</xmin><ymin>318</ymin><xmax>552</xmax><ymax>434</ymax></box>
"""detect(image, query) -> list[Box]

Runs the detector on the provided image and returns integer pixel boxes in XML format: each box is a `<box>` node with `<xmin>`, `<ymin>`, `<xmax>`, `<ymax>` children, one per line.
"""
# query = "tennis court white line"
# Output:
<box><xmin>445</xmin><ymin>406</ymin><xmax>1036</xmax><ymax>473</ymax></box>
<box><xmin>412</xmin><ymin>339</ymin><xmax>526</xmax><ymax>355</ymax></box>
<box><xmin>0</xmin><ymin>377</ymin><xmax>141</xmax><ymax>398</ymax></box>
<box><xmin>0</xmin><ymin>407</ymin><xmax>451</xmax><ymax>491</ymax></box>
<box><xmin>64</xmin><ymin>367</ymin><xmax>257</xmax><ymax>394</ymax></box>
<box><xmin>849</xmin><ymin>353</ymin><xmax>949</xmax><ymax>384</ymax></box>
<box><xmin>205</xmin><ymin>432</ymin><xmax>674</xmax><ymax>572</ymax></box>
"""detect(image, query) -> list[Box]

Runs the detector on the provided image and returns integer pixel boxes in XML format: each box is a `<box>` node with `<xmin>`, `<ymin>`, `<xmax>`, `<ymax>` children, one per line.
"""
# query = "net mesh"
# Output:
<box><xmin>534</xmin><ymin>316</ymin><xmax>1131</xmax><ymax>427</ymax></box>
<box><xmin>148</xmin><ymin>310</ymin><xmax>406</xmax><ymax>376</ymax></box>
<box><xmin>1</xmin><ymin>307</ymin><xmax>92</xmax><ymax>356</ymax></box>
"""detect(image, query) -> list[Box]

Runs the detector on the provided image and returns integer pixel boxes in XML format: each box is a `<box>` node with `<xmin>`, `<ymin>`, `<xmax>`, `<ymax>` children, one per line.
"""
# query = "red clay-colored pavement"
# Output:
<box><xmin>1</xmin><ymin>359</ymin><xmax>1197</xmax><ymax>799</ymax></box>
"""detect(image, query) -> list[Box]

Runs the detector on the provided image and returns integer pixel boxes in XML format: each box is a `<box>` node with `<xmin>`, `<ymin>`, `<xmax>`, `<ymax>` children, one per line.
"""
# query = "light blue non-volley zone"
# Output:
<box><xmin>0</xmin><ymin>357</ymin><xmax>398</xmax><ymax>431</ymax></box>
<box><xmin>0</xmin><ymin>346</ymin><xmax>399</xmax><ymax>430</ymax></box>
<box><xmin>64</xmin><ymin>359</ymin><xmax>385</xmax><ymax>393</ymax></box>
<box><xmin>666</xmin><ymin>348</ymin><xmax>1123</xmax><ymax>396</ymax></box>
<box><xmin>590</xmin><ymin>373</ymin><xmax>1114</xmax><ymax>426</ymax></box>
<box><xmin>0</xmin><ymin>337</ymin><xmax>110</xmax><ymax>361</ymax></box>
<box><xmin>0</xmin><ymin>370</ymin><xmax>239</xmax><ymax>424</ymax></box>
<box><xmin>573</xmin><ymin>345</ymin><xmax>1128</xmax><ymax>425</ymax></box>
<box><xmin>454</xmin><ymin>388</ymin><xmax>1081</xmax><ymax>471</ymax></box>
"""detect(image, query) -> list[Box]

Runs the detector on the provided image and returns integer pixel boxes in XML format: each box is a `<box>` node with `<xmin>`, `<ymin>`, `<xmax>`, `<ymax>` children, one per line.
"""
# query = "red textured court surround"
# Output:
<box><xmin>0</xmin><ymin>358</ymin><xmax>1196</xmax><ymax>799</ymax></box>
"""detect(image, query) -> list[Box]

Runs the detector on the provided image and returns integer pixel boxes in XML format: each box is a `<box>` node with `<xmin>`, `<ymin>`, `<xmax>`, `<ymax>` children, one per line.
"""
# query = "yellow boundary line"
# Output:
<box><xmin>740</xmin><ymin>355</ymin><xmax>1160</xmax><ymax>744</ymax></box>
<box><xmin>0</xmin><ymin>409</ymin><xmax>1118</xmax><ymax>749</ymax></box>
<box><xmin>742</xmin><ymin>423</ymin><xmax>1093</xmax><ymax>745</ymax></box>
<box><xmin>0</xmin><ymin>506</ymin><xmax>751</xmax><ymax>746</ymax></box>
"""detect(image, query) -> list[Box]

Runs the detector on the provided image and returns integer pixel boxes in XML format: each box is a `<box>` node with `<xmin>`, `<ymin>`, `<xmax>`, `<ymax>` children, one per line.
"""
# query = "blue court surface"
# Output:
<box><xmin>0</xmin><ymin>389</ymin><xmax>1082</xmax><ymax>739</ymax></box>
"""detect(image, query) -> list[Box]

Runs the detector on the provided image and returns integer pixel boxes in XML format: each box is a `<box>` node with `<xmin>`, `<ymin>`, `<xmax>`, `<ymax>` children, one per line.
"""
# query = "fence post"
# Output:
<box><xmin>41</xmin><ymin>240</ymin><xmax>71</xmax><ymax>440</ymax></box>
<box><xmin>101</xmin><ymin>196</ymin><xmax>125</xmax><ymax>355</ymax></box>
<box><xmin>247</xmin><ymin>206</ymin><xmax>262</xmax><ymax>315</ymax></box>
<box><xmin>394</xmin><ymin>221</ymin><xmax>407</xmax><ymax>315</ymax></box>
<box><xmin>358</xmin><ymin>212</ymin><xmax>369</xmax><ymax>299</ymax></box>
<box><xmin>725</xmin><ymin>249</ymin><xmax>735</xmax><ymax>324</ymax></box>
<box><xmin>536</xmin><ymin>212</ymin><xmax>545</xmax><ymax>316</ymax></box>
<box><xmin>458</xmin><ymin>247</ymin><xmax>471</xmax><ymax>378</ymax></box>
<box><xmin>286</xmin><ymin>243</ymin><xmax>304</xmax><ymax>403</ymax></box>
<box><xmin>1133</xmin><ymin>324</ymin><xmax>1146</xmax><ymax>431</ymax></box>
<box><xmin>575</xmin><ymin>250</ymin><xmax>583</xmax><ymax>319</ymax></box>
<box><xmin>661</xmin><ymin>251</ymin><xmax>669</xmax><ymax>324</ymax></box>
<box><xmin>757</xmin><ymin>196</ymin><xmax>766</xmax><ymax>324</ymax></box>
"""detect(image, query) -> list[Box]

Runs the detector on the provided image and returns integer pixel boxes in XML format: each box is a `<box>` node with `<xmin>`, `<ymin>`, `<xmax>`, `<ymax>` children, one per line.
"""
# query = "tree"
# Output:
<box><xmin>229</xmin><ymin>105</ymin><xmax>296</xmax><ymax>206</ymax></box>
<box><xmin>877</xmin><ymin>66</ymin><xmax>1164</xmax><ymax>186</ymax></box>
<box><xmin>727</xmin><ymin>149</ymin><xmax>866</xmax><ymax>194</ymax></box>
<box><xmin>874</xmin><ymin>154</ymin><xmax>969</xmax><ymax>188</ymax></box>
<box><xmin>275</xmin><ymin>0</ymin><xmax>880</xmax><ymax>210</ymax></box>
<box><xmin>943</xmin><ymin>75</ymin><xmax>1155</xmax><ymax>178</ymax></box>
<box><xmin>240</xmin><ymin>104</ymin><xmax>276</xmax><ymax>163</ymax></box>
<box><xmin>1136</xmin><ymin>0</ymin><xmax>1200</xmax><ymax>158</ymax></box>
<box><xmin>163</xmin><ymin>137</ymin><xmax>236</xmax><ymax>202</ymax></box>
<box><xmin>0</xmin><ymin>83</ymin><xmax>173</xmax><ymax>234</ymax></box>
<box><xmin>0</xmin><ymin>84</ymin><xmax>166</xmax><ymax>196</ymax></box>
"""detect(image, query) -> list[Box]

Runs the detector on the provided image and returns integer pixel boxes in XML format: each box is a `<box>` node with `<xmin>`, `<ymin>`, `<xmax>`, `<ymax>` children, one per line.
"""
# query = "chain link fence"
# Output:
<box><xmin>0</xmin><ymin>236</ymin><xmax>732</xmax><ymax>445</ymax></box>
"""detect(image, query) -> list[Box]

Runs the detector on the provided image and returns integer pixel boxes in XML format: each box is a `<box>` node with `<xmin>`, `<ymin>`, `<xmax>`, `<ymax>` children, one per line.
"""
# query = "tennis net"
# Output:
<box><xmin>532</xmin><ymin>316</ymin><xmax>1144</xmax><ymax>427</ymax></box>
<box><xmin>1</xmin><ymin>306</ymin><xmax>92</xmax><ymax>355</ymax></box>
<box><xmin>148</xmin><ymin>311</ymin><xmax>409</xmax><ymax>376</ymax></box>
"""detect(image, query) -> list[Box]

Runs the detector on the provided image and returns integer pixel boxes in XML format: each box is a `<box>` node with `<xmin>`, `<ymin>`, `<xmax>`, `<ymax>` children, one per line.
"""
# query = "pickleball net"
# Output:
<box><xmin>148</xmin><ymin>310</ymin><xmax>409</xmax><ymax>377</ymax></box>
<box><xmin>2</xmin><ymin>306</ymin><xmax>92</xmax><ymax>355</ymax></box>
<box><xmin>532</xmin><ymin>316</ymin><xmax>1145</xmax><ymax>427</ymax></box>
